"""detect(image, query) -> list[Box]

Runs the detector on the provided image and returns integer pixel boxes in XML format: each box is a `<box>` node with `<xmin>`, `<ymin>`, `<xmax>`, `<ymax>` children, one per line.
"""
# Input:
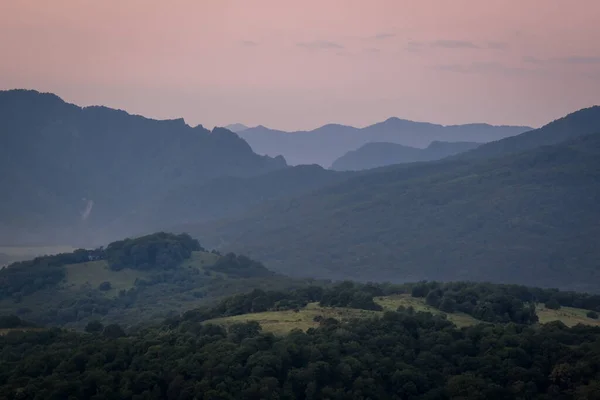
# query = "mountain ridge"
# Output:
<box><xmin>238</xmin><ymin>117</ymin><xmax>532</xmax><ymax>166</ymax></box>
<box><xmin>184</xmin><ymin>108</ymin><xmax>600</xmax><ymax>292</ymax></box>
<box><xmin>331</xmin><ymin>140</ymin><xmax>481</xmax><ymax>171</ymax></box>
<box><xmin>0</xmin><ymin>89</ymin><xmax>287</xmax><ymax>246</ymax></box>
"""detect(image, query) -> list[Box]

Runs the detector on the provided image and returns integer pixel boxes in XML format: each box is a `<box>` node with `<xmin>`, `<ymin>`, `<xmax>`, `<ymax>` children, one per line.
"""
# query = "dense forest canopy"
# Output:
<box><xmin>2</xmin><ymin>302</ymin><xmax>600</xmax><ymax>399</ymax></box>
<box><xmin>105</xmin><ymin>233</ymin><xmax>202</xmax><ymax>271</ymax></box>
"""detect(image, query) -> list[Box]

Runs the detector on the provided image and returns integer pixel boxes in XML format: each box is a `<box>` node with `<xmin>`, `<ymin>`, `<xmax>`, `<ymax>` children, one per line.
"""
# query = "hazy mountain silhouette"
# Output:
<box><xmin>239</xmin><ymin>118</ymin><xmax>531</xmax><ymax>166</ymax></box>
<box><xmin>331</xmin><ymin>141</ymin><xmax>481</xmax><ymax>171</ymax></box>
<box><xmin>0</xmin><ymin>90</ymin><xmax>286</xmax><ymax>246</ymax></box>
<box><xmin>457</xmin><ymin>106</ymin><xmax>600</xmax><ymax>160</ymax></box>
<box><xmin>115</xmin><ymin>165</ymin><xmax>355</xmax><ymax>237</ymax></box>
<box><xmin>186</xmin><ymin>107</ymin><xmax>600</xmax><ymax>291</ymax></box>
<box><xmin>224</xmin><ymin>123</ymin><xmax>250</xmax><ymax>133</ymax></box>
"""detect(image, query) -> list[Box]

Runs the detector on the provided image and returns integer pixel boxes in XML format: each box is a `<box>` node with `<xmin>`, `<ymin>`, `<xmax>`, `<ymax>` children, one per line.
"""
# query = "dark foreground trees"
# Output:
<box><xmin>1</xmin><ymin>310</ymin><xmax>600</xmax><ymax>399</ymax></box>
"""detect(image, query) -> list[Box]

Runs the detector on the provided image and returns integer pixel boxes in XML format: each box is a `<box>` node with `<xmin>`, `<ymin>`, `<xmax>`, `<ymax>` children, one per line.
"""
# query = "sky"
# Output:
<box><xmin>1</xmin><ymin>0</ymin><xmax>599</xmax><ymax>131</ymax></box>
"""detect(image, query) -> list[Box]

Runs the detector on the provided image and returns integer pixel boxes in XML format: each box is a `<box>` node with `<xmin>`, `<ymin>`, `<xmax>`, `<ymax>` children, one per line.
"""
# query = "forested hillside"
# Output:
<box><xmin>2</xmin><ymin>280</ymin><xmax>600</xmax><ymax>399</ymax></box>
<box><xmin>136</xmin><ymin>165</ymin><xmax>353</xmax><ymax>232</ymax></box>
<box><xmin>188</xmin><ymin>131</ymin><xmax>600</xmax><ymax>292</ymax></box>
<box><xmin>0</xmin><ymin>233</ymin><xmax>314</xmax><ymax>330</ymax></box>
<box><xmin>0</xmin><ymin>90</ymin><xmax>286</xmax><ymax>246</ymax></box>
<box><xmin>459</xmin><ymin>105</ymin><xmax>600</xmax><ymax>160</ymax></box>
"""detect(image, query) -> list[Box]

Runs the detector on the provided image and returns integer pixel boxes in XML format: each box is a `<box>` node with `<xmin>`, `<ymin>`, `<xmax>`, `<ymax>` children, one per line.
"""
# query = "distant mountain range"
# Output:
<box><xmin>331</xmin><ymin>141</ymin><xmax>481</xmax><ymax>171</ymax></box>
<box><xmin>224</xmin><ymin>123</ymin><xmax>249</xmax><ymax>133</ymax></box>
<box><xmin>4</xmin><ymin>88</ymin><xmax>599</xmax><ymax>294</ymax></box>
<box><xmin>0</xmin><ymin>90</ymin><xmax>286</xmax><ymax>246</ymax></box>
<box><xmin>184</xmin><ymin>106</ymin><xmax>600</xmax><ymax>292</ymax></box>
<box><xmin>236</xmin><ymin>119</ymin><xmax>532</xmax><ymax>167</ymax></box>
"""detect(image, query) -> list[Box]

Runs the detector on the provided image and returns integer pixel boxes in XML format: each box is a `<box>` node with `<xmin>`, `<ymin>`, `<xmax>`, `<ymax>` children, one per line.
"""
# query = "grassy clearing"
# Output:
<box><xmin>64</xmin><ymin>261</ymin><xmax>148</xmax><ymax>297</ymax></box>
<box><xmin>537</xmin><ymin>304</ymin><xmax>600</xmax><ymax>327</ymax></box>
<box><xmin>207</xmin><ymin>302</ymin><xmax>379</xmax><ymax>335</ymax></box>
<box><xmin>63</xmin><ymin>251</ymin><xmax>219</xmax><ymax>297</ymax></box>
<box><xmin>207</xmin><ymin>295</ymin><xmax>600</xmax><ymax>335</ymax></box>
<box><xmin>207</xmin><ymin>296</ymin><xmax>479</xmax><ymax>335</ymax></box>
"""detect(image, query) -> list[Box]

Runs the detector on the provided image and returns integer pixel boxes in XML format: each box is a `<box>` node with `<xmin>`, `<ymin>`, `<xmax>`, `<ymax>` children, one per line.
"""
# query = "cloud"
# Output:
<box><xmin>363</xmin><ymin>47</ymin><xmax>381</xmax><ymax>54</ymax></box>
<box><xmin>523</xmin><ymin>55</ymin><xmax>600</xmax><ymax>65</ymax></box>
<box><xmin>433</xmin><ymin>62</ymin><xmax>534</xmax><ymax>76</ymax></box>
<box><xmin>408</xmin><ymin>39</ymin><xmax>507</xmax><ymax>52</ymax></box>
<box><xmin>241</xmin><ymin>40</ymin><xmax>258</xmax><ymax>47</ymax></box>
<box><xmin>405</xmin><ymin>41</ymin><xmax>424</xmax><ymax>53</ymax></box>
<box><xmin>296</xmin><ymin>40</ymin><xmax>345</xmax><ymax>50</ymax></box>
<box><xmin>430</xmin><ymin>40</ymin><xmax>480</xmax><ymax>49</ymax></box>
<box><xmin>486</xmin><ymin>41</ymin><xmax>508</xmax><ymax>50</ymax></box>
<box><xmin>523</xmin><ymin>55</ymin><xmax>544</xmax><ymax>64</ymax></box>
<box><xmin>372</xmin><ymin>33</ymin><xmax>395</xmax><ymax>40</ymax></box>
<box><xmin>556</xmin><ymin>56</ymin><xmax>600</xmax><ymax>64</ymax></box>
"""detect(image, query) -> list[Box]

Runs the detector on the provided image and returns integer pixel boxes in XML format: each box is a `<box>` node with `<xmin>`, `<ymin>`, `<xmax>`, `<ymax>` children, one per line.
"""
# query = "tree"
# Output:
<box><xmin>545</xmin><ymin>298</ymin><xmax>561</xmax><ymax>310</ymax></box>
<box><xmin>439</xmin><ymin>297</ymin><xmax>456</xmax><ymax>313</ymax></box>
<box><xmin>587</xmin><ymin>310</ymin><xmax>599</xmax><ymax>319</ymax></box>
<box><xmin>228</xmin><ymin>321</ymin><xmax>261</xmax><ymax>342</ymax></box>
<box><xmin>84</xmin><ymin>320</ymin><xmax>104</xmax><ymax>333</ymax></box>
<box><xmin>102</xmin><ymin>323</ymin><xmax>126</xmax><ymax>338</ymax></box>
<box><xmin>426</xmin><ymin>290</ymin><xmax>441</xmax><ymax>308</ymax></box>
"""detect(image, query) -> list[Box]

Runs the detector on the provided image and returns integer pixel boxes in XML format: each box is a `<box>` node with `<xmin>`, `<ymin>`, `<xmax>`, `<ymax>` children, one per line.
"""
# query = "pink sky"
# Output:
<box><xmin>1</xmin><ymin>0</ymin><xmax>599</xmax><ymax>130</ymax></box>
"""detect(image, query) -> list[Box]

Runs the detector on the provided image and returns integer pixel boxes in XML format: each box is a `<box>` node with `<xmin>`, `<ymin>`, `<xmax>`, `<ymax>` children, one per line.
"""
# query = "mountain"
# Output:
<box><xmin>331</xmin><ymin>141</ymin><xmax>481</xmax><ymax>171</ymax></box>
<box><xmin>187</xmin><ymin>128</ymin><xmax>600</xmax><ymax>292</ymax></box>
<box><xmin>239</xmin><ymin>119</ymin><xmax>531</xmax><ymax>166</ymax></box>
<box><xmin>459</xmin><ymin>106</ymin><xmax>600</xmax><ymax>160</ymax></box>
<box><xmin>224</xmin><ymin>123</ymin><xmax>250</xmax><ymax>133</ymax></box>
<box><xmin>0</xmin><ymin>90</ymin><xmax>286</xmax><ymax>246</ymax></box>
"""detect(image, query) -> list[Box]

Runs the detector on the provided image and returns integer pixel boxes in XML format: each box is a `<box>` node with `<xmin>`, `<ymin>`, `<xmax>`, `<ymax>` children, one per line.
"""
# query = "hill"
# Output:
<box><xmin>188</xmin><ymin>131</ymin><xmax>600</xmax><ymax>292</ymax></box>
<box><xmin>459</xmin><ymin>105</ymin><xmax>600</xmax><ymax>160</ymax></box>
<box><xmin>239</xmin><ymin>119</ymin><xmax>530</xmax><ymax>166</ymax></box>
<box><xmin>0</xmin><ymin>232</ymin><xmax>315</xmax><ymax>330</ymax></box>
<box><xmin>2</xmin><ymin>280</ymin><xmax>600</xmax><ymax>398</ymax></box>
<box><xmin>331</xmin><ymin>140</ymin><xmax>481</xmax><ymax>171</ymax></box>
<box><xmin>0</xmin><ymin>90</ymin><xmax>286</xmax><ymax>246</ymax></box>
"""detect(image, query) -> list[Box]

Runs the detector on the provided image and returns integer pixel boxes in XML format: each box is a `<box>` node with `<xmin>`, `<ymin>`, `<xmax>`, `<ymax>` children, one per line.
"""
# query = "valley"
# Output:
<box><xmin>3</xmin><ymin>2</ymin><xmax>600</xmax><ymax>397</ymax></box>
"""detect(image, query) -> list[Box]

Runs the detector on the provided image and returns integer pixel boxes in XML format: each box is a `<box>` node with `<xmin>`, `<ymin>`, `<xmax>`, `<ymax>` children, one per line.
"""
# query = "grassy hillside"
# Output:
<box><xmin>190</xmin><ymin>132</ymin><xmax>600</xmax><ymax>292</ymax></box>
<box><xmin>206</xmin><ymin>296</ymin><xmax>480</xmax><ymax>334</ymax></box>
<box><xmin>0</xmin><ymin>233</ymin><xmax>313</xmax><ymax>330</ymax></box>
